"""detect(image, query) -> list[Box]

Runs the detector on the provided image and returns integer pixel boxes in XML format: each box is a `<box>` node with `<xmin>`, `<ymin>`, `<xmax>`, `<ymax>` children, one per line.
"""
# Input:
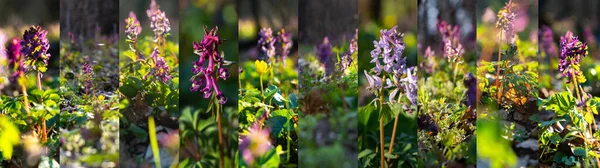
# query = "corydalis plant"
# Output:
<box><xmin>7</xmin><ymin>38</ymin><xmax>25</xmax><ymax>82</ymax></box>
<box><xmin>125</xmin><ymin>11</ymin><xmax>142</xmax><ymax>53</ymax></box>
<box><xmin>146</xmin><ymin>0</ymin><xmax>171</xmax><ymax>42</ymax></box>
<box><xmin>277</xmin><ymin>29</ymin><xmax>292</xmax><ymax>66</ymax></box>
<box><xmin>496</xmin><ymin>0</ymin><xmax>516</xmax><ymax>42</ymax></box>
<box><xmin>190</xmin><ymin>26</ymin><xmax>229</xmax><ymax>104</ymax></box>
<box><xmin>559</xmin><ymin>31</ymin><xmax>588</xmax><ymax>84</ymax></box>
<box><xmin>21</xmin><ymin>26</ymin><xmax>50</xmax><ymax>71</ymax></box>
<box><xmin>540</xmin><ymin>26</ymin><xmax>557</xmax><ymax>57</ymax></box>
<box><xmin>339</xmin><ymin>29</ymin><xmax>358</xmax><ymax>74</ymax></box>
<box><xmin>316</xmin><ymin>37</ymin><xmax>333</xmax><ymax>75</ymax></box>
<box><xmin>82</xmin><ymin>59</ymin><xmax>94</xmax><ymax>95</ymax></box>
<box><xmin>259</xmin><ymin>28</ymin><xmax>276</xmax><ymax>62</ymax></box>
<box><xmin>147</xmin><ymin>47</ymin><xmax>172</xmax><ymax>83</ymax></box>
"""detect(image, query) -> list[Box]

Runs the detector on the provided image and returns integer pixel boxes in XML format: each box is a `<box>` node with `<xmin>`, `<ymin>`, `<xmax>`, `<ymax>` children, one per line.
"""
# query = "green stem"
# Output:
<box><xmin>148</xmin><ymin>116</ymin><xmax>162</xmax><ymax>168</ymax></box>
<box><xmin>217</xmin><ymin>104</ymin><xmax>225</xmax><ymax>168</ymax></box>
<box><xmin>260</xmin><ymin>75</ymin><xmax>265</xmax><ymax>100</ymax></box>
<box><xmin>379</xmin><ymin>75</ymin><xmax>387</xmax><ymax>168</ymax></box>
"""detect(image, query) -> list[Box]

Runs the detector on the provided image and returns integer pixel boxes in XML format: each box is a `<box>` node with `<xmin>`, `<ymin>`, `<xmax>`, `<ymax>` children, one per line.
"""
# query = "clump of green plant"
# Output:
<box><xmin>238</xmin><ymin>27</ymin><xmax>298</xmax><ymax>167</ymax></box>
<box><xmin>299</xmin><ymin>29</ymin><xmax>358</xmax><ymax>167</ymax></box>
<box><xmin>418</xmin><ymin>20</ymin><xmax>476</xmax><ymax>167</ymax></box>
<box><xmin>118</xmin><ymin>2</ymin><xmax>179</xmax><ymax>167</ymax></box>
<box><xmin>0</xmin><ymin>26</ymin><xmax>60</xmax><ymax>167</ymax></box>
<box><xmin>538</xmin><ymin>30</ymin><xmax>600</xmax><ymax>167</ymax></box>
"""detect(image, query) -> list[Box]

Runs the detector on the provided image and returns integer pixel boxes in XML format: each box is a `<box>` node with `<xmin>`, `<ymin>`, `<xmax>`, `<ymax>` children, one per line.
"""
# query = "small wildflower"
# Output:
<box><xmin>125</xmin><ymin>12</ymin><xmax>142</xmax><ymax>44</ymax></box>
<box><xmin>147</xmin><ymin>1</ymin><xmax>171</xmax><ymax>41</ymax></box>
<box><xmin>7</xmin><ymin>38</ymin><xmax>24</xmax><ymax>82</ymax></box>
<box><xmin>496</xmin><ymin>0</ymin><xmax>516</xmax><ymax>41</ymax></box>
<box><xmin>259</xmin><ymin>28</ymin><xmax>276</xmax><ymax>62</ymax></box>
<box><xmin>420</xmin><ymin>46</ymin><xmax>436</xmax><ymax>73</ymax></box>
<box><xmin>277</xmin><ymin>29</ymin><xmax>292</xmax><ymax>65</ymax></box>
<box><xmin>540</xmin><ymin>26</ymin><xmax>557</xmax><ymax>57</ymax></box>
<box><xmin>82</xmin><ymin>59</ymin><xmax>94</xmax><ymax>93</ymax></box>
<box><xmin>21</xmin><ymin>26</ymin><xmax>51</xmax><ymax>70</ymax></box>
<box><xmin>255</xmin><ymin>60</ymin><xmax>270</xmax><ymax>75</ymax></box>
<box><xmin>340</xmin><ymin>29</ymin><xmax>358</xmax><ymax>73</ymax></box>
<box><xmin>149</xmin><ymin>47</ymin><xmax>172</xmax><ymax>83</ymax></box>
<box><xmin>364</xmin><ymin>70</ymin><xmax>382</xmax><ymax>93</ymax></box>
<box><xmin>559</xmin><ymin>31</ymin><xmax>588</xmax><ymax>83</ymax></box>
<box><xmin>191</xmin><ymin>27</ymin><xmax>229</xmax><ymax>104</ymax></box>
<box><xmin>370</xmin><ymin>26</ymin><xmax>406</xmax><ymax>76</ymax></box>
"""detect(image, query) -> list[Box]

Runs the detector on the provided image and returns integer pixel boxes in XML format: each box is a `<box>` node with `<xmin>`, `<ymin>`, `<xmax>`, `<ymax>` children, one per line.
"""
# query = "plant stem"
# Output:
<box><xmin>260</xmin><ymin>75</ymin><xmax>265</xmax><ymax>100</ymax></box>
<box><xmin>387</xmin><ymin>93</ymin><xmax>404</xmax><ymax>163</ymax></box>
<box><xmin>148</xmin><ymin>116</ymin><xmax>162</xmax><ymax>168</ymax></box>
<box><xmin>379</xmin><ymin>75</ymin><xmax>387</xmax><ymax>168</ymax></box>
<box><xmin>36</xmin><ymin>71</ymin><xmax>47</xmax><ymax>142</ymax></box>
<box><xmin>495</xmin><ymin>31</ymin><xmax>503</xmax><ymax>101</ymax></box>
<box><xmin>217</xmin><ymin>103</ymin><xmax>225</xmax><ymax>168</ymax></box>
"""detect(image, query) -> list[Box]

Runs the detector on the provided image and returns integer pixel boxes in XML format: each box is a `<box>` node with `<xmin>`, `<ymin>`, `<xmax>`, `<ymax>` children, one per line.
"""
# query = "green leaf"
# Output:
<box><xmin>288</xmin><ymin>93</ymin><xmax>298</xmax><ymax>109</ymax></box>
<box><xmin>573</xmin><ymin>147</ymin><xmax>587</xmax><ymax>157</ymax></box>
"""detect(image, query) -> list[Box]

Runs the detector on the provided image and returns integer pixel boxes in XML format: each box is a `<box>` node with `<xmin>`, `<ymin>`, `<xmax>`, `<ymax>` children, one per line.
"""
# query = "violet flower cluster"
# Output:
<box><xmin>315</xmin><ymin>37</ymin><xmax>334</xmax><ymax>75</ymax></box>
<box><xmin>21</xmin><ymin>26</ymin><xmax>50</xmax><ymax>70</ymax></box>
<box><xmin>364</xmin><ymin>26</ymin><xmax>417</xmax><ymax>107</ymax></box>
<box><xmin>419</xmin><ymin>46</ymin><xmax>436</xmax><ymax>74</ymax></box>
<box><xmin>340</xmin><ymin>29</ymin><xmax>358</xmax><ymax>73</ymax></box>
<box><xmin>149</xmin><ymin>47</ymin><xmax>172</xmax><ymax>83</ymax></box>
<box><xmin>125</xmin><ymin>11</ymin><xmax>142</xmax><ymax>44</ymax></box>
<box><xmin>540</xmin><ymin>26</ymin><xmax>557</xmax><ymax>57</ymax></box>
<box><xmin>369</xmin><ymin>26</ymin><xmax>406</xmax><ymax>76</ymax></box>
<box><xmin>277</xmin><ymin>29</ymin><xmax>292</xmax><ymax>66</ymax></box>
<box><xmin>437</xmin><ymin>21</ymin><xmax>460</xmax><ymax>45</ymax></box>
<box><xmin>190</xmin><ymin>27</ymin><xmax>229</xmax><ymax>105</ymax></box>
<box><xmin>146</xmin><ymin>0</ymin><xmax>171</xmax><ymax>41</ymax></box>
<box><xmin>437</xmin><ymin>21</ymin><xmax>463</xmax><ymax>62</ymax></box>
<box><xmin>259</xmin><ymin>28</ymin><xmax>276</xmax><ymax>62</ymax></box>
<box><xmin>496</xmin><ymin>0</ymin><xmax>516</xmax><ymax>41</ymax></box>
<box><xmin>7</xmin><ymin>38</ymin><xmax>24</xmax><ymax>82</ymax></box>
<box><xmin>82</xmin><ymin>60</ymin><xmax>94</xmax><ymax>93</ymax></box>
<box><xmin>559</xmin><ymin>31</ymin><xmax>588</xmax><ymax>83</ymax></box>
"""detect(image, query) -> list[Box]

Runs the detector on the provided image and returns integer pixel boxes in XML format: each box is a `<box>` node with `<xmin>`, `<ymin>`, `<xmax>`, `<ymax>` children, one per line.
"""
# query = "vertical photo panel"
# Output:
<box><xmin>417</xmin><ymin>0</ymin><xmax>476</xmax><ymax>166</ymax></box>
<box><xmin>476</xmin><ymin>0</ymin><xmax>539</xmax><ymax>167</ymax></box>
<box><xmin>118</xmin><ymin>0</ymin><xmax>179</xmax><ymax>167</ymax></box>
<box><xmin>358</xmin><ymin>0</ymin><xmax>418</xmax><ymax>167</ymax></box>
<box><xmin>238</xmin><ymin>0</ymin><xmax>298</xmax><ymax>167</ymax></box>
<box><xmin>298</xmin><ymin>0</ymin><xmax>357</xmax><ymax>167</ymax></box>
<box><xmin>0</xmin><ymin>0</ymin><xmax>60</xmax><ymax>167</ymax></box>
<box><xmin>179</xmin><ymin>0</ymin><xmax>238</xmax><ymax>167</ymax></box>
<box><xmin>538</xmin><ymin>0</ymin><xmax>600</xmax><ymax>167</ymax></box>
<box><xmin>59</xmin><ymin>0</ymin><xmax>119</xmax><ymax>167</ymax></box>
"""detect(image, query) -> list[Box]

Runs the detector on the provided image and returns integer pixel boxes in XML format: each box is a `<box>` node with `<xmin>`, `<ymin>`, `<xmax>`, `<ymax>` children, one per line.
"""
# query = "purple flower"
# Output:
<box><xmin>21</xmin><ymin>26</ymin><xmax>50</xmax><ymax>69</ymax></box>
<box><xmin>125</xmin><ymin>11</ymin><xmax>142</xmax><ymax>44</ymax></box>
<box><xmin>464</xmin><ymin>73</ymin><xmax>476</xmax><ymax>108</ymax></box>
<box><xmin>370</xmin><ymin>26</ymin><xmax>406</xmax><ymax>76</ymax></box>
<box><xmin>147</xmin><ymin>1</ymin><xmax>171</xmax><ymax>41</ymax></box>
<box><xmin>401</xmin><ymin>67</ymin><xmax>418</xmax><ymax>106</ymax></box>
<box><xmin>82</xmin><ymin>60</ymin><xmax>94</xmax><ymax>93</ymax></box>
<box><xmin>444</xmin><ymin>40</ymin><xmax>463</xmax><ymax>62</ymax></box>
<box><xmin>277</xmin><ymin>29</ymin><xmax>292</xmax><ymax>66</ymax></box>
<box><xmin>437</xmin><ymin>21</ymin><xmax>460</xmax><ymax>44</ymax></box>
<box><xmin>316</xmin><ymin>37</ymin><xmax>332</xmax><ymax>65</ymax></box>
<box><xmin>7</xmin><ymin>38</ymin><xmax>24</xmax><ymax>82</ymax></box>
<box><xmin>340</xmin><ymin>29</ymin><xmax>358</xmax><ymax>73</ymax></box>
<box><xmin>239</xmin><ymin>122</ymin><xmax>272</xmax><ymax>166</ymax></box>
<box><xmin>191</xmin><ymin>27</ymin><xmax>229</xmax><ymax>104</ymax></box>
<box><xmin>540</xmin><ymin>26</ymin><xmax>557</xmax><ymax>57</ymax></box>
<box><xmin>147</xmin><ymin>47</ymin><xmax>172</xmax><ymax>83</ymax></box>
<box><xmin>259</xmin><ymin>28</ymin><xmax>276</xmax><ymax>62</ymax></box>
<box><xmin>420</xmin><ymin>46</ymin><xmax>436</xmax><ymax>73</ymax></box>
<box><xmin>559</xmin><ymin>31</ymin><xmax>587</xmax><ymax>83</ymax></box>
<box><xmin>364</xmin><ymin>70</ymin><xmax>382</xmax><ymax>93</ymax></box>
<box><xmin>496</xmin><ymin>0</ymin><xmax>516</xmax><ymax>41</ymax></box>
